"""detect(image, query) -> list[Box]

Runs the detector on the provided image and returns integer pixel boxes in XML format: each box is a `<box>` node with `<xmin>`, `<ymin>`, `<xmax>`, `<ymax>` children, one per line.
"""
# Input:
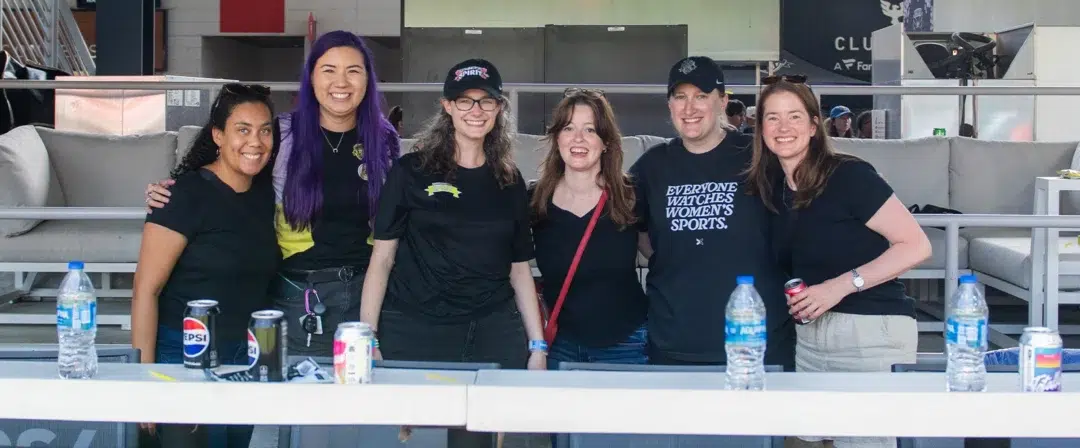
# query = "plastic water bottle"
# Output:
<box><xmin>57</xmin><ymin>260</ymin><xmax>98</xmax><ymax>379</ymax></box>
<box><xmin>725</xmin><ymin>275</ymin><xmax>767</xmax><ymax>390</ymax></box>
<box><xmin>946</xmin><ymin>274</ymin><xmax>988</xmax><ymax>392</ymax></box>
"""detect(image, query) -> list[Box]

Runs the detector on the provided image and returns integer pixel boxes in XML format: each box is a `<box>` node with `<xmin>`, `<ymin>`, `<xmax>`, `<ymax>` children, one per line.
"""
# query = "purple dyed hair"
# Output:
<box><xmin>282</xmin><ymin>30</ymin><xmax>401</xmax><ymax>230</ymax></box>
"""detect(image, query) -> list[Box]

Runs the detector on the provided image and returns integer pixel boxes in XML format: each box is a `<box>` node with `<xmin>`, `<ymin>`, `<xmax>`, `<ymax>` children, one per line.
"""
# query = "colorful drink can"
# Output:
<box><xmin>933</xmin><ymin>127</ymin><xmax>947</xmax><ymax>136</ymax></box>
<box><xmin>183</xmin><ymin>299</ymin><xmax>220</xmax><ymax>369</ymax></box>
<box><xmin>333</xmin><ymin>322</ymin><xmax>374</xmax><ymax>384</ymax></box>
<box><xmin>785</xmin><ymin>278</ymin><xmax>812</xmax><ymax>325</ymax></box>
<box><xmin>1020</xmin><ymin>326</ymin><xmax>1063</xmax><ymax>392</ymax></box>
<box><xmin>248</xmin><ymin>310</ymin><xmax>287</xmax><ymax>382</ymax></box>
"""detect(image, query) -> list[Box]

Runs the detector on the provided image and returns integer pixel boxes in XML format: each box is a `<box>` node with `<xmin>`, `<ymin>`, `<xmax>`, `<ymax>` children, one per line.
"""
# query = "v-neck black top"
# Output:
<box><xmin>529</xmin><ymin>187</ymin><xmax>648</xmax><ymax>348</ymax></box>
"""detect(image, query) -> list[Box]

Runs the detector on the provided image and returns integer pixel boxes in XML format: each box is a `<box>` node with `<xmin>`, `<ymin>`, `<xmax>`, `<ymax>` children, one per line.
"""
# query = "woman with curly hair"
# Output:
<box><xmin>146</xmin><ymin>31</ymin><xmax>401</xmax><ymax>357</ymax></box>
<box><xmin>131</xmin><ymin>83</ymin><xmax>276</xmax><ymax>447</ymax></box>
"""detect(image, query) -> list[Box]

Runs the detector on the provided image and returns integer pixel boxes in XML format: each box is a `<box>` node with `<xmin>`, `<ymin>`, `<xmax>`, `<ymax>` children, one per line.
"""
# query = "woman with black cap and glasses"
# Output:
<box><xmin>132</xmin><ymin>83</ymin><xmax>277</xmax><ymax>447</ymax></box>
<box><xmin>359</xmin><ymin>58</ymin><xmax>545</xmax><ymax>445</ymax></box>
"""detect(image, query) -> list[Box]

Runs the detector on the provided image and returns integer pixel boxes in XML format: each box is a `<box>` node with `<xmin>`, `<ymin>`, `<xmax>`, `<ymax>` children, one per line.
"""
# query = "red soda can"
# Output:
<box><xmin>785</xmin><ymin>278</ymin><xmax>813</xmax><ymax>325</ymax></box>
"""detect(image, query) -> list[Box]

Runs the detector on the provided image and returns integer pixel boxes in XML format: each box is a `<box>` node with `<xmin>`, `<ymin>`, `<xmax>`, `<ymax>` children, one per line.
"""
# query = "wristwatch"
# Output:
<box><xmin>851</xmin><ymin>269</ymin><xmax>865</xmax><ymax>292</ymax></box>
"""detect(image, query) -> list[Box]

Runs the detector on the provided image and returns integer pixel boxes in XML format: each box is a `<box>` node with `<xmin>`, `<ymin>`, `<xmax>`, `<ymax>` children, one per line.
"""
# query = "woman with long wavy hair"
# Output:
<box><xmin>132</xmin><ymin>84</ymin><xmax>276</xmax><ymax>447</ymax></box>
<box><xmin>529</xmin><ymin>88</ymin><xmax>648</xmax><ymax>370</ymax></box>
<box><xmin>359</xmin><ymin>57</ymin><xmax>545</xmax><ymax>445</ymax></box>
<box><xmin>145</xmin><ymin>31</ymin><xmax>400</xmax><ymax>356</ymax></box>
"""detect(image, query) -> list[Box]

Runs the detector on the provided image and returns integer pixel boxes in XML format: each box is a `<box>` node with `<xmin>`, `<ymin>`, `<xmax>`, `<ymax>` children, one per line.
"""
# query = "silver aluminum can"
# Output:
<box><xmin>333</xmin><ymin>322</ymin><xmax>374</xmax><ymax>384</ymax></box>
<box><xmin>1020</xmin><ymin>326</ymin><xmax>1063</xmax><ymax>392</ymax></box>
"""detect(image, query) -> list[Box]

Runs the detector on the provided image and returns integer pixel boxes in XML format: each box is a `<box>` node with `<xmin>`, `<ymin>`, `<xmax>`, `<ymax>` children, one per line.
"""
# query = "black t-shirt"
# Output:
<box><xmin>146</xmin><ymin>168</ymin><xmax>279</xmax><ymax>341</ymax></box>
<box><xmin>271</xmin><ymin>122</ymin><xmax>373</xmax><ymax>272</ymax></box>
<box><xmin>373</xmin><ymin>152</ymin><xmax>533</xmax><ymax>322</ymax></box>
<box><xmin>771</xmin><ymin>158</ymin><xmax>914</xmax><ymax>318</ymax></box>
<box><xmin>630</xmin><ymin>135</ymin><xmax>794</xmax><ymax>365</ymax></box>
<box><xmin>528</xmin><ymin>187</ymin><xmax>648</xmax><ymax>348</ymax></box>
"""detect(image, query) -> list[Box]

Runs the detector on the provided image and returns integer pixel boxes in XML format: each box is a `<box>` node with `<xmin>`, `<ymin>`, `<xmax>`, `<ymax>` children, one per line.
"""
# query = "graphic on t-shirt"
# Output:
<box><xmin>425</xmin><ymin>182</ymin><xmax>462</xmax><ymax>198</ymax></box>
<box><xmin>665</xmin><ymin>181</ymin><xmax>738</xmax><ymax>232</ymax></box>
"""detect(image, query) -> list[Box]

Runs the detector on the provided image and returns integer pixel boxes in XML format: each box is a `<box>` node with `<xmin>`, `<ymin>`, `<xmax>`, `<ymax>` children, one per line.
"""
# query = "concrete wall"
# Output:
<box><xmin>160</xmin><ymin>0</ymin><xmax>400</xmax><ymax>77</ymax></box>
<box><xmin>933</xmin><ymin>0</ymin><xmax>1080</xmax><ymax>31</ymax></box>
<box><xmin>403</xmin><ymin>0</ymin><xmax>780</xmax><ymax>62</ymax></box>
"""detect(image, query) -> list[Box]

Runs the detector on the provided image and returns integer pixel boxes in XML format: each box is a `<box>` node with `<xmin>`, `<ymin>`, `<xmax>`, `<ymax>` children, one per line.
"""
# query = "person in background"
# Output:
<box><xmin>631</xmin><ymin>56</ymin><xmax>795</xmax><ymax>370</ymax></box>
<box><xmin>132</xmin><ymin>84</ymin><xmax>277</xmax><ymax>447</ymax></box>
<box><xmin>389</xmin><ymin>105</ymin><xmax>403</xmax><ymax>134</ymax></box>
<box><xmin>529</xmin><ymin>88</ymin><xmax>648</xmax><ymax>370</ymax></box>
<box><xmin>359</xmin><ymin>58</ymin><xmax>546</xmax><ymax>446</ymax></box>
<box><xmin>745</xmin><ymin>105</ymin><xmax>757</xmax><ymax>135</ymax></box>
<box><xmin>826</xmin><ymin>105</ymin><xmax>854</xmax><ymax>138</ymax></box>
<box><xmin>745</xmin><ymin>77</ymin><xmax>931</xmax><ymax>448</ymax></box>
<box><xmin>855</xmin><ymin>110</ymin><xmax>873</xmax><ymax>138</ymax></box>
<box><xmin>145</xmin><ymin>31</ymin><xmax>400</xmax><ymax>357</ymax></box>
<box><xmin>725</xmin><ymin>98</ymin><xmax>747</xmax><ymax>132</ymax></box>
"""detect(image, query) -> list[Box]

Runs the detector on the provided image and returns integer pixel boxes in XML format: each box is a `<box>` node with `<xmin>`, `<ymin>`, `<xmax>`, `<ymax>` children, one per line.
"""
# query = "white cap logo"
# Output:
<box><xmin>678</xmin><ymin>59</ymin><xmax>697</xmax><ymax>75</ymax></box>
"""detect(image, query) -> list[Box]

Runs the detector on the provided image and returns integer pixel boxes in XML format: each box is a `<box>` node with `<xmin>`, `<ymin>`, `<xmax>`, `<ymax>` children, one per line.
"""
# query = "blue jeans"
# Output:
<box><xmin>546</xmin><ymin>325</ymin><xmax>649</xmax><ymax>370</ymax></box>
<box><xmin>153</xmin><ymin>325</ymin><xmax>253</xmax><ymax>448</ymax></box>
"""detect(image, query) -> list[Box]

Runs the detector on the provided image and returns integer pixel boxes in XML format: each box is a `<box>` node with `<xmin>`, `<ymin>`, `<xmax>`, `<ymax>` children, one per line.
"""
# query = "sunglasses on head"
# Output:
<box><xmin>221</xmin><ymin>83</ymin><xmax>271</xmax><ymax>97</ymax></box>
<box><xmin>563</xmin><ymin>87</ymin><xmax>605</xmax><ymax>98</ymax></box>
<box><xmin>762</xmin><ymin>74</ymin><xmax>808</xmax><ymax>85</ymax></box>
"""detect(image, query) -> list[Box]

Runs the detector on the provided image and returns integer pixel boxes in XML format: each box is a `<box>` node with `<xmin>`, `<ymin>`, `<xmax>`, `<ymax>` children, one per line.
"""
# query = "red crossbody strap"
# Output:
<box><xmin>545</xmin><ymin>190</ymin><xmax>608</xmax><ymax>335</ymax></box>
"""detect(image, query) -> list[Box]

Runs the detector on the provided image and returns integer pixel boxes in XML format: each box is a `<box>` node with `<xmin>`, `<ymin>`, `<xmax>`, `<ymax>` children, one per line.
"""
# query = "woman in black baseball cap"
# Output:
<box><xmin>360</xmin><ymin>58</ymin><xmax>546</xmax><ymax>443</ymax></box>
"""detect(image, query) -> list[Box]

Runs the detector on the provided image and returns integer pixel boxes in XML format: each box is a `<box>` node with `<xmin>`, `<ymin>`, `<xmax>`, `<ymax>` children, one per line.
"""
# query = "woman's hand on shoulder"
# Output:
<box><xmin>144</xmin><ymin>178</ymin><xmax>175</xmax><ymax>213</ymax></box>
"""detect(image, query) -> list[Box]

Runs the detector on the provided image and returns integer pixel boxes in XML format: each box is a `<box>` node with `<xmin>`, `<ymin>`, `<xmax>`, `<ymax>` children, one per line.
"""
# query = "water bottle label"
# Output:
<box><xmin>945</xmin><ymin>316</ymin><xmax>986</xmax><ymax>349</ymax></box>
<box><xmin>725</xmin><ymin>319</ymin><xmax>767</xmax><ymax>344</ymax></box>
<box><xmin>57</xmin><ymin>301</ymin><xmax>96</xmax><ymax>331</ymax></box>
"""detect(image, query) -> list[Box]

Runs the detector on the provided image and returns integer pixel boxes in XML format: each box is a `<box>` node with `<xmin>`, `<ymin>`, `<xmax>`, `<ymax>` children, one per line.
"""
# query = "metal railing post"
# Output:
<box><xmin>944</xmin><ymin>222</ymin><xmax>960</xmax><ymax>304</ymax></box>
<box><xmin>507</xmin><ymin>88</ymin><xmax>519</xmax><ymax>134</ymax></box>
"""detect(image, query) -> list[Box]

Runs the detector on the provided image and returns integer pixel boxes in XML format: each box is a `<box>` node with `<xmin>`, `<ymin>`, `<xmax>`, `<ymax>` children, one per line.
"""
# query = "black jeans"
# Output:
<box><xmin>271</xmin><ymin>266</ymin><xmax>365</xmax><ymax>357</ymax></box>
<box><xmin>139</xmin><ymin>325</ymin><xmax>252</xmax><ymax>448</ymax></box>
<box><xmin>380</xmin><ymin>301</ymin><xmax>527</xmax><ymax>448</ymax></box>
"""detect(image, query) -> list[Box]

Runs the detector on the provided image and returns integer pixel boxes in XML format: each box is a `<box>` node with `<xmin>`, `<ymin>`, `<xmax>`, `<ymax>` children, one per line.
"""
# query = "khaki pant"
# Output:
<box><xmin>792</xmin><ymin>311</ymin><xmax>918</xmax><ymax>448</ymax></box>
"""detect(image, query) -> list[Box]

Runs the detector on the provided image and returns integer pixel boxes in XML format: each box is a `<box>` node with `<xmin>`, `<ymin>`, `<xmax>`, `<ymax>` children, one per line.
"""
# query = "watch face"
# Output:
<box><xmin>854</xmin><ymin>276</ymin><xmax>865</xmax><ymax>287</ymax></box>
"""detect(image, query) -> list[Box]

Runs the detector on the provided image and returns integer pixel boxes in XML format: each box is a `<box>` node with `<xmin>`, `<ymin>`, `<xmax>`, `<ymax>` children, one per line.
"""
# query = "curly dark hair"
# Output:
<box><xmin>410</xmin><ymin>96</ymin><xmax>517</xmax><ymax>188</ymax></box>
<box><xmin>171</xmin><ymin>83</ymin><xmax>275</xmax><ymax>179</ymax></box>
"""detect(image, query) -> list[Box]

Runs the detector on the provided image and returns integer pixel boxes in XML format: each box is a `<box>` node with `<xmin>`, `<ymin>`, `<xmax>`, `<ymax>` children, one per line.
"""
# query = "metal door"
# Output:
<box><xmin>542</xmin><ymin>25</ymin><xmax>687</xmax><ymax>138</ymax></box>
<box><xmin>401</xmin><ymin>27</ymin><xmax>546</xmax><ymax>137</ymax></box>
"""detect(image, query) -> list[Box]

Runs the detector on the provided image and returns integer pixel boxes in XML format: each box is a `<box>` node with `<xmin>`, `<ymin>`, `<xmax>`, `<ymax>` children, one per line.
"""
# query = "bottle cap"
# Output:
<box><xmin>959</xmin><ymin>274</ymin><xmax>977</xmax><ymax>284</ymax></box>
<box><xmin>68</xmin><ymin>260</ymin><xmax>84</xmax><ymax>270</ymax></box>
<box><xmin>736</xmin><ymin>275</ymin><xmax>754</xmax><ymax>285</ymax></box>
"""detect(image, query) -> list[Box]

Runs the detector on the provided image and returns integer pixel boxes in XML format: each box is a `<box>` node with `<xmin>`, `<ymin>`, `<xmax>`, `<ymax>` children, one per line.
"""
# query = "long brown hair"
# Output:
<box><xmin>413</xmin><ymin>95</ymin><xmax>518</xmax><ymax>188</ymax></box>
<box><xmin>530</xmin><ymin>90</ymin><xmax>637</xmax><ymax>228</ymax></box>
<box><xmin>744</xmin><ymin>81</ymin><xmax>859</xmax><ymax>213</ymax></box>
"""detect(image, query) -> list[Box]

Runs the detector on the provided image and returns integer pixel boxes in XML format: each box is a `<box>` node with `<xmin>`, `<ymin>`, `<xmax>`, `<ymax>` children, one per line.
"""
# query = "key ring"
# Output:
<box><xmin>303</xmin><ymin>288</ymin><xmax>324</xmax><ymax>315</ymax></box>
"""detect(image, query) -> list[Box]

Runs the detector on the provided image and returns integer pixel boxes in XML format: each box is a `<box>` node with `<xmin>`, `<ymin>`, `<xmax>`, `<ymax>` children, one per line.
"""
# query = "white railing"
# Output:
<box><xmin>0</xmin><ymin>0</ymin><xmax>94</xmax><ymax>75</ymax></box>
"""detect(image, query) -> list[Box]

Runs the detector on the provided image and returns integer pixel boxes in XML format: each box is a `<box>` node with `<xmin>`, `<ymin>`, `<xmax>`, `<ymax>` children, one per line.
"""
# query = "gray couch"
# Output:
<box><xmin>2</xmin><ymin>125</ymin><xmax>1077</xmax><ymax>316</ymax></box>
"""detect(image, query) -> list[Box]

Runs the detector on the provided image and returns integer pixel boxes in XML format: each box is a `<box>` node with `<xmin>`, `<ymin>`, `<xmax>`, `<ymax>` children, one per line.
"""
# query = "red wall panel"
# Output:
<box><xmin>220</xmin><ymin>0</ymin><xmax>284</xmax><ymax>33</ymax></box>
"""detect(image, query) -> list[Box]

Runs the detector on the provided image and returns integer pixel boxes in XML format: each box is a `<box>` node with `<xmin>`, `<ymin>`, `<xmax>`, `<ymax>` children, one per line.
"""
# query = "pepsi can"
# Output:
<box><xmin>333</xmin><ymin>322</ymin><xmax>374</xmax><ymax>384</ymax></box>
<box><xmin>1020</xmin><ymin>326</ymin><xmax>1063</xmax><ymax>392</ymax></box>
<box><xmin>183</xmin><ymin>299</ymin><xmax>220</xmax><ymax>369</ymax></box>
<box><xmin>785</xmin><ymin>279</ymin><xmax>813</xmax><ymax>325</ymax></box>
<box><xmin>248</xmin><ymin>310</ymin><xmax>287</xmax><ymax>382</ymax></box>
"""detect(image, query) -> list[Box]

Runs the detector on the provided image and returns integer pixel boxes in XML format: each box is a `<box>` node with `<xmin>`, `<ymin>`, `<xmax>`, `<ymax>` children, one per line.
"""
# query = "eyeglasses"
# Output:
<box><xmin>762</xmin><ymin>74</ymin><xmax>808</xmax><ymax>85</ymax></box>
<box><xmin>453</xmin><ymin>97</ymin><xmax>500</xmax><ymax>111</ymax></box>
<box><xmin>563</xmin><ymin>87</ymin><xmax>605</xmax><ymax>98</ymax></box>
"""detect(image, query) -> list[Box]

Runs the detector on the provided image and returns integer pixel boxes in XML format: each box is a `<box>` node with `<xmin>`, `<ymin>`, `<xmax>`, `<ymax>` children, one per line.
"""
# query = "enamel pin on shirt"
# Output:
<box><xmin>353</xmin><ymin>143</ymin><xmax>368</xmax><ymax>181</ymax></box>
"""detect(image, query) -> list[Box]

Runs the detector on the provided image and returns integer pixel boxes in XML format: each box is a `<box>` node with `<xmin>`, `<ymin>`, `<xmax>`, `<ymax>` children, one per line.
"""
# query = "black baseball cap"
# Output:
<box><xmin>443</xmin><ymin>58</ymin><xmax>503</xmax><ymax>99</ymax></box>
<box><xmin>667</xmin><ymin>56</ymin><xmax>725</xmax><ymax>97</ymax></box>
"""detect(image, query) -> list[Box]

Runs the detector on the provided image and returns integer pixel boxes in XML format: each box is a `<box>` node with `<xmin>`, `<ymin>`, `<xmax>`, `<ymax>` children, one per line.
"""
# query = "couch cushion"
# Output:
<box><xmin>0</xmin><ymin>126</ymin><xmax>65</xmax><ymax>237</ymax></box>
<box><xmin>918</xmin><ymin>227</ymin><xmax>969</xmax><ymax>270</ymax></box>
<box><xmin>36</xmin><ymin>128</ymin><xmax>177</xmax><ymax>207</ymax></box>
<box><xmin>831</xmin><ymin>136</ymin><xmax>950</xmax><ymax>209</ymax></box>
<box><xmin>512</xmin><ymin>133</ymin><xmax>547</xmax><ymax>181</ymax></box>
<box><xmin>0</xmin><ymin>220</ymin><xmax>143</xmax><ymax>263</ymax></box>
<box><xmin>968</xmin><ymin>236</ymin><xmax>1080</xmax><ymax>290</ymax></box>
<box><xmin>950</xmin><ymin>138</ymin><xmax>1077</xmax><ymax>214</ymax></box>
<box><xmin>175</xmin><ymin>125</ymin><xmax>201</xmax><ymax>166</ymax></box>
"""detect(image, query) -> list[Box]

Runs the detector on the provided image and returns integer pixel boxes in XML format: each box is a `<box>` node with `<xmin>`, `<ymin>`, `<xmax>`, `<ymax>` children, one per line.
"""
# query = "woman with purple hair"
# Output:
<box><xmin>146</xmin><ymin>30</ymin><xmax>400</xmax><ymax>357</ymax></box>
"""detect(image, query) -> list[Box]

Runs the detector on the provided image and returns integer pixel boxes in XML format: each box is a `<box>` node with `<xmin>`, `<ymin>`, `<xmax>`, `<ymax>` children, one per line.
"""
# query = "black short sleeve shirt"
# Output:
<box><xmin>374</xmin><ymin>152</ymin><xmax>533</xmax><ymax>321</ymax></box>
<box><xmin>771</xmin><ymin>158</ymin><xmax>914</xmax><ymax>318</ymax></box>
<box><xmin>146</xmin><ymin>169</ymin><xmax>280</xmax><ymax>340</ymax></box>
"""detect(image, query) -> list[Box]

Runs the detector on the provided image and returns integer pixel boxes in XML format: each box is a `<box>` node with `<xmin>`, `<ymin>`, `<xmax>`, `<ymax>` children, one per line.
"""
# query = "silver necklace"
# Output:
<box><xmin>321</xmin><ymin>129</ymin><xmax>345</xmax><ymax>153</ymax></box>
